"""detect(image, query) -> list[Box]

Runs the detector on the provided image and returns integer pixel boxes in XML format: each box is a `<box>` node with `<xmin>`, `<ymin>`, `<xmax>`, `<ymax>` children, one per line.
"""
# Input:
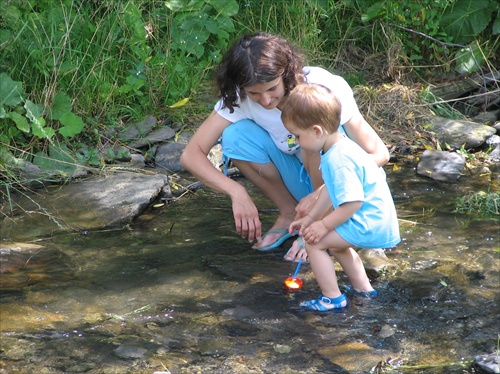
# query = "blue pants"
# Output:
<box><xmin>221</xmin><ymin>120</ymin><xmax>313</xmax><ymax>201</ymax></box>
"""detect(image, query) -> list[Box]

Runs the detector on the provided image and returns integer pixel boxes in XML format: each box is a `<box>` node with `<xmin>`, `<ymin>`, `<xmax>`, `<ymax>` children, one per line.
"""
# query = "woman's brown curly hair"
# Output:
<box><xmin>216</xmin><ymin>32</ymin><xmax>307</xmax><ymax>113</ymax></box>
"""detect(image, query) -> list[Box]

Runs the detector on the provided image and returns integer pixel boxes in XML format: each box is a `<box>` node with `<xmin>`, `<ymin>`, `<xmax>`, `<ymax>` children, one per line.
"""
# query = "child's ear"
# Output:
<box><xmin>312</xmin><ymin>124</ymin><xmax>324</xmax><ymax>136</ymax></box>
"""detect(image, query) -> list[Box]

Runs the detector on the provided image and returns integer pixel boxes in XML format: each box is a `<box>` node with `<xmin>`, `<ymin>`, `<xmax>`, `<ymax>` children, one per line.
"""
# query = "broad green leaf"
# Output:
<box><xmin>7</xmin><ymin>111</ymin><xmax>30</xmax><ymax>132</ymax></box>
<box><xmin>441</xmin><ymin>0</ymin><xmax>496</xmax><ymax>44</ymax></box>
<box><xmin>33</xmin><ymin>150</ymin><xmax>62</xmax><ymax>173</ymax></box>
<box><xmin>454</xmin><ymin>44</ymin><xmax>485</xmax><ymax>75</ymax></box>
<box><xmin>494</xmin><ymin>9</ymin><xmax>500</xmax><ymax>35</ymax></box>
<box><xmin>209</xmin><ymin>0</ymin><xmax>239</xmax><ymax>17</ymax></box>
<box><xmin>50</xmin><ymin>92</ymin><xmax>73</xmax><ymax>120</ymax></box>
<box><xmin>31</xmin><ymin>117</ymin><xmax>56</xmax><ymax>139</ymax></box>
<box><xmin>361</xmin><ymin>1</ymin><xmax>386</xmax><ymax>23</ymax></box>
<box><xmin>24</xmin><ymin>99</ymin><xmax>43</xmax><ymax>122</ymax></box>
<box><xmin>49</xmin><ymin>143</ymin><xmax>77</xmax><ymax>174</ymax></box>
<box><xmin>58</xmin><ymin>112</ymin><xmax>85</xmax><ymax>138</ymax></box>
<box><xmin>0</xmin><ymin>73</ymin><xmax>24</xmax><ymax>106</ymax></box>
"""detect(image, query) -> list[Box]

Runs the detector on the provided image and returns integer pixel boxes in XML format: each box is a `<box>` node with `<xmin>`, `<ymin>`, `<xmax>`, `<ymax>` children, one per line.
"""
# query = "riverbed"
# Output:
<box><xmin>0</xmin><ymin>163</ymin><xmax>498</xmax><ymax>373</ymax></box>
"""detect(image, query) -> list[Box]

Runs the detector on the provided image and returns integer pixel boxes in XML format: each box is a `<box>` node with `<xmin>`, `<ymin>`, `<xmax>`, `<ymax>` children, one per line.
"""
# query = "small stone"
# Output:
<box><xmin>113</xmin><ymin>344</ymin><xmax>147</xmax><ymax>359</ymax></box>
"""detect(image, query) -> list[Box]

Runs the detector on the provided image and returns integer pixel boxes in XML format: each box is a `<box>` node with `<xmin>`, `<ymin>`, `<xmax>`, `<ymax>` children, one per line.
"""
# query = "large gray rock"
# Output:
<box><xmin>154</xmin><ymin>142</ymin><xmax>186</xmax><ymax>171</ymax></box>
<box><xmin>128</xmin><ymin>126</ymin><xmax>176</xmax><ymax>149</ymax></box>
<box><xmin>1</xmin><ymin>173</ymin><xmax>170</xmax><ymax>240</ymax></box>
<box><xmin>427</xmin><ymin>117</ymin><xmax>496</xmax><ymax>149</ymax></box>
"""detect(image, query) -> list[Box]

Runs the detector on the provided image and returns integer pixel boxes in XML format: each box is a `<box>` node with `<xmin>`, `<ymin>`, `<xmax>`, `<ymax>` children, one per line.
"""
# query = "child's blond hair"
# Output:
<box><xmin>281</xmin><ymin>83</ymin><xmax>342</xmax><ymax>133</ymax></box>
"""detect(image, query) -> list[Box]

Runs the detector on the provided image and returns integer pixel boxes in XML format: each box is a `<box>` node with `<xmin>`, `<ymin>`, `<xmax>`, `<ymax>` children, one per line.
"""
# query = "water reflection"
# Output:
<box><xmin>0</xmin><ymin>164</ymin><xmax>498</xmax><ymax>373</ymax></box>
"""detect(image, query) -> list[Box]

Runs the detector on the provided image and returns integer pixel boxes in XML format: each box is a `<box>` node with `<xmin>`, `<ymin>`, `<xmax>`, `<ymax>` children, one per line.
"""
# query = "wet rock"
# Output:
<box><xmin>378</xmin><ymin>324</ymin><xmax>396</xmax><ymax>338</ymax></box>
<box><xmin>472</xmin><ymin>109</ymin><xmax>500</xmax><ymax>124</ymax></box>
<box><xmin>317</xmin><ymin>341</ymin><xmax>394</xmax><ymax>373</ymax></box>
<box><xmin>219</xmin><ymin>320</ymin><xmax>260</xmax><ymax>337</ymax></box>
<box><xmin>197</xmin><ymin>339</ymin><xmax>232</xmax><ymax>357</ymax></box>
<box><xmin>221</xmin><ymin>306</ymin><xmax>255</xmax><ymax>319</ymax></box>
<box><xmin>0</xmin><ymin>304</ymin><xmax>66</xmax><ymax>331</ymax></box>
<box><xmin>113</xmin><ymin>344</ymin><xmax>148</xmax><ymax>359</ymax></box>
<box><xmin>473</xmin><ymin>352</ymin><xmax>499</xmax><ymax>373</ymax></box>
<box><xmin>118</xmin><ymin>115</ymin><xmax>157</xmax><ymax>140</ymax></box>
<box><xmin>416</xmin><ymin>150</ymin><xmax>466</xmax><ymax>182</ymax></box>
<box><xmin>0</xmin><ymin>242</ymin><xmax>74</xmax><ymax>290</ymax></box>
<box><xmin>116</xmin><ymin>153</ymin><xmax>147</xmax><ymax>169</ymax></box>
<box><xmin>358</xmin><ymin>248</ymin><xmax>396</xmax><ymax>277</ymax></box>
<box><xmin>427</xmin><ymin>116</ymin><xmax>496</xmax><ymax>149</ymax></box>
<box><xmin>390</xmin><ymin>270</ymin><xmax>451</xmax><ymax>303</ymax></box>
<box><xmin>485</xmin><ymin>134</ymin><xmax>500</xmax><ymax>168</ymax></box>
<box><xmin>273</xmin><ymin>344</ymin><xmax>292</xmax><ymax>354</ymax></box>
<box><xmin>128</xmin><ymin>126</ymin><xmax>176</xmax><ymax>149</ymax></box>
<box><xmin>154</xmin><ymin>142</ymin><xmax>186</xmax><ymax>171</ymax></box>
<box><xmin>1</xmin><ymin>173</ymin><xmax>170</xmax><ymax>240</ymax></box>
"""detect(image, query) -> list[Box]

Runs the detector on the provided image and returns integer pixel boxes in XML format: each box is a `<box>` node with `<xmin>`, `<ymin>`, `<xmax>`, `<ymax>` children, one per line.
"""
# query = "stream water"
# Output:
<box><xmin>0</xmin><ymin>162</ymin><xmax>499</xmax><ymax>374</ymax></box>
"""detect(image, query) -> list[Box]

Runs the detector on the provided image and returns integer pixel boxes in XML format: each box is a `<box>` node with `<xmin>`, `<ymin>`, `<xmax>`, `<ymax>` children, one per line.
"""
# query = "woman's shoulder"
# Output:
<box><xmin>304</xmin><ymin>67</ymin><xmax>351</xmax><ymax>90</ymax></box>
<box><xmin>304</xmin><ymin>66</ymin><xmax>343</xmax><ymax>80</ymax></box>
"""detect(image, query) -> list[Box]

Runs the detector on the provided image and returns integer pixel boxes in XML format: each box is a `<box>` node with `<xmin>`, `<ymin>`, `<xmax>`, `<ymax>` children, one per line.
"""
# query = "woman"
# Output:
<box><xmin>180</xmin><ymin>32</ymin><xmax>389</xmax><ymax>262</ymax></box>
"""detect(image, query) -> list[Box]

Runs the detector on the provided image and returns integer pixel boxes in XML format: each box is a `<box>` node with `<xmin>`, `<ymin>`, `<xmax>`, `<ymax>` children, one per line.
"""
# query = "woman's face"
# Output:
<box><xmin>244</xmin><ymin>76</ymin><xmax>286</xmax><ymax>110</ymax></box>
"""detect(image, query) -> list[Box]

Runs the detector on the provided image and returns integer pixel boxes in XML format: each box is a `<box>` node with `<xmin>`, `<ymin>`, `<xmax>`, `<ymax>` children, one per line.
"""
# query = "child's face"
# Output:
<box><xmin>284</xmin><ymin>122</ymin><xmax>323</xmax><ymax>153</ymax></box>
<box><xmin>244</xmin><ymin>76</ymin><xmax>286</xmax><ymax>110</ymax></box>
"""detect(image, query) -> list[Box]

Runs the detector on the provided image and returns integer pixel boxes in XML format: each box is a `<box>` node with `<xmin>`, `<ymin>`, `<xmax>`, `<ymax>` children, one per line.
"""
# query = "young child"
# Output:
<box><xmin>281</xmin><ymin>83</ymin><xmax>401</xmax><ymax>312</ymax></box>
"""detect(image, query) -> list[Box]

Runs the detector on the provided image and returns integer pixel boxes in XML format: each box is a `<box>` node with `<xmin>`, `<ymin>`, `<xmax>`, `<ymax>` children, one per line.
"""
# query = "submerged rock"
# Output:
<box><xmin>473</xmin><ymin>352</ymin><xmax>499</xmax><ymax>373</ymax></box>
<box><xmin>113</xmin><ymin>344</ymin><xmax>147</xmax><ymax>359</ymax></box>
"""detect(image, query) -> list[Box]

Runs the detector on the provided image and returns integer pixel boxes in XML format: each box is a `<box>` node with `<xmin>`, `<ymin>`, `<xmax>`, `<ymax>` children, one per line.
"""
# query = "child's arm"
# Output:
<box><xmin>307</xmin><ymin>185</ymin><xmax>333</xmax><ymax>220</ymax></box>
<box><xmin>303</xmin><ymin>201</ymin><xmax>362</xmax><ymax>244</ymax></box>
<box><xmin>289</xmin><ymin>186</ymin><xmax>332</xmax><ymax>235</ymax></box>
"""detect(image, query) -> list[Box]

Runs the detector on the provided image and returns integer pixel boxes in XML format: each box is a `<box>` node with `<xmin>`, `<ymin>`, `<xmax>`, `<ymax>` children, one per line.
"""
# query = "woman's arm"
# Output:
<box><xmin>344</xmin><ymin>114</ymin><xmax>390</xmax><ymax>167</ymax></box>
<box><xmin>180</xmin><ymin>110</ymin><xmax>262</xmax><ymax>242</ymax></box>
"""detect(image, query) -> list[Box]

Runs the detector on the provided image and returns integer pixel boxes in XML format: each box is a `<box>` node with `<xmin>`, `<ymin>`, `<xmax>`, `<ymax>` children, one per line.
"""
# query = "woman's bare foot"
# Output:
<box><xmin>252</xmin><ymin>214</ymin><xmax>295</xmax><ymax>250</ymax></box>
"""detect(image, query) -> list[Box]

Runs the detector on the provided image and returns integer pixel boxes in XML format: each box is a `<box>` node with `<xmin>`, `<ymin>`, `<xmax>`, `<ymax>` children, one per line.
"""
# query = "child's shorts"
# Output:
<box><xmin>221</xmin><ymin>119</ymin><xmax>313</xmax><ymax>201</ymax></box>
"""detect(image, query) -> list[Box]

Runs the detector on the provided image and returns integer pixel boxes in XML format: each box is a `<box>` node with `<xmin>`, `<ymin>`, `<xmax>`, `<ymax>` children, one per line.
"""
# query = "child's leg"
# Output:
<box><xmin>300</xmin><ymin>232</ymin><xmax>350</xmax><ymax>311</ymax></box>
<box><xmin>307</xmin><ymin>243</ymin><xmax>342</xmax><ymax>299</ymax></box>
<box><xmin>329</xmin><ymin>246</ymin><xmax>374</xmax><ymax>293</ymax></box>
<box><xmin>300</xmin><ymin>230</ymin><xmax>374</xmax><ymax>311</ymax></box>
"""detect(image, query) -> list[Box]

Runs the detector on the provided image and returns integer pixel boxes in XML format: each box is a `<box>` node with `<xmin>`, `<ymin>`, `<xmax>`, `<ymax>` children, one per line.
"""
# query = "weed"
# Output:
<box><xmin>455</xmin><ymin>190</ymin><xmax>500</xmax><ymax>217</ymax></box>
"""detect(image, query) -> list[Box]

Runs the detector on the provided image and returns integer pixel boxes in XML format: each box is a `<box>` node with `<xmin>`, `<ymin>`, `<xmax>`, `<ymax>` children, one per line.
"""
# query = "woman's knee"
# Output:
<box><xmin>222</xmin><ymin>120</ymin><xmax>266</xmax><ymax>140</ymax></box>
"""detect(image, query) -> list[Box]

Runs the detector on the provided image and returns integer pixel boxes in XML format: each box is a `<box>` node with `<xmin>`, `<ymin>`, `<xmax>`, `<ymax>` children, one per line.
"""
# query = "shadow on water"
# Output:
<box><xmin>0</xmin><ymin>163</ymin><xmax>498</xmax><ymax>373</ymax></box>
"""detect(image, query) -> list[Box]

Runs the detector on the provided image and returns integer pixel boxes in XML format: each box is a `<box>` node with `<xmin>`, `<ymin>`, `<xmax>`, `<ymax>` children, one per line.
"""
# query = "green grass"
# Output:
<box><xmin>455</xmin><ymin>191</ymin><xmax>500</xmax><ymax>217</ymax></box>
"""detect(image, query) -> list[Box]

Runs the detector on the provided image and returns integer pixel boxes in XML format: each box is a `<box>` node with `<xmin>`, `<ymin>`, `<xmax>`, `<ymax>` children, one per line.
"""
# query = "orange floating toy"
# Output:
<box><xmin>284</xmin><ymin>276</ymin><xmax>303</xmax><ymax>290</ymax></box>
<box><xmin>284</xmin><ymin>257</ymin><xmax>303</xmax><ymax>291</ymax></box>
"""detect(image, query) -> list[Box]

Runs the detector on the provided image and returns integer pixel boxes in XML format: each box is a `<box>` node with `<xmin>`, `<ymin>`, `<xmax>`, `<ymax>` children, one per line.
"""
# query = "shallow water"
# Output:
<box><xmin>1</xmin><ymin>163</ymin><xmax>499</xmax><ymax>374</ymax></box>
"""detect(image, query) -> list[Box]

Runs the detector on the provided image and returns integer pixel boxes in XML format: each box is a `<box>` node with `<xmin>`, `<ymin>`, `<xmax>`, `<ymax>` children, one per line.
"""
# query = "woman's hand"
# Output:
<box><xmin>289</xmin><ymin>215</ymin><xmax>314</xmax><ymax>236</ymax></box>
<box><xmin>181</xmin><ymin>111</ymin><xmax>264</xmax><ymax>241</ymax></box>
<box><xmin>231</xmin><ymin>187</ymin><xmax>262</xmax><ymax>243</ymax></box>
<box><xmin>294</xmin><ymin>188</ymin><xmax>322</xmax><ymax>220</ymax></box>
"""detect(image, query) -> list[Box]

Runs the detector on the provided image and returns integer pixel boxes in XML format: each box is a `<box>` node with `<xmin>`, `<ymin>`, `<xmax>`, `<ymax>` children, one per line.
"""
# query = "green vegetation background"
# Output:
<box><xmin>1</xmin><ymin>0</ymin><xmax>499</xmax><ymax>182</ymax></box>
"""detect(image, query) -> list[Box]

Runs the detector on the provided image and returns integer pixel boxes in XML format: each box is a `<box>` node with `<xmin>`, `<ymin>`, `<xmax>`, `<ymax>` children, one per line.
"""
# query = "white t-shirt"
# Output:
<box><xmin>214</xmin><ymin>66</ymin><xmax>361</xmax><ymax>154</ymax></box>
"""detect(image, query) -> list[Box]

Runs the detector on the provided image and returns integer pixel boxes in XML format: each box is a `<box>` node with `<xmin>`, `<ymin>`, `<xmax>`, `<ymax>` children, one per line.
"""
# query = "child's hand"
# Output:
<box><xmin>303</xmin><ymin>220</ymin><xmax>328</xmax><ymax>244</ymax></box>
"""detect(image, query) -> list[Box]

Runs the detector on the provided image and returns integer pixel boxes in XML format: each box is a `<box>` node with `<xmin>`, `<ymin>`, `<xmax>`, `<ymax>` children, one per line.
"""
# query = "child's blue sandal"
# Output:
<box><xmin>343</xmin><ymin>285</ymin><xmax>379</xmax><ymax>298</ymax></box>
<box><xmin>299</xmin><ymin>294</ymin><xmax>348</xmax><ymax>312</ymax></box>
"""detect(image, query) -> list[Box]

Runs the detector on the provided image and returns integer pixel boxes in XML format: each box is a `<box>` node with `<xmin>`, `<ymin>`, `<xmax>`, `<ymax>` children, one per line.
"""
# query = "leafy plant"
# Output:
<box><xmin>0</xmin><ymin>72</ymin><xmax>85</xmax><ymax>170</ymax></box>
<box><xmin>359</xmin><ymin>0</ymin><xmax>499</xmax><ymax>73</ymax></box>
<box><xmin>455</xmin><ymin>191</ymin><xmax>500</xmax><ymax>217</ymax></box>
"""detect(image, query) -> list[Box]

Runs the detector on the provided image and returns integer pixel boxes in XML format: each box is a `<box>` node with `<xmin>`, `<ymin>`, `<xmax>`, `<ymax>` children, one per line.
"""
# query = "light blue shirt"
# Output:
<box><xmin>320</xmin><ymin>136</ymin><xmax>400</xmax><ymax>248</ymax></box>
